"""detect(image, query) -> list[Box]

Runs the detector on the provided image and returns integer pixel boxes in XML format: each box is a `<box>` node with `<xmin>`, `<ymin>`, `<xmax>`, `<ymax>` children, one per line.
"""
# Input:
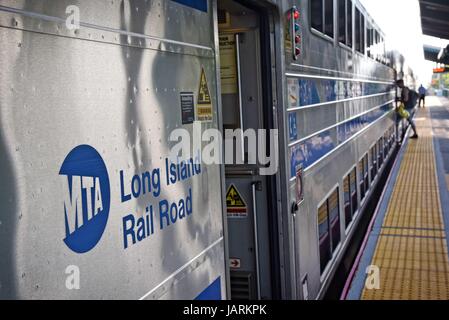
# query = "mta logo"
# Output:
<box><xmin>59</xmin><ymin>145</ymin><xmax>110</xmax><ymax>253</ymax></box>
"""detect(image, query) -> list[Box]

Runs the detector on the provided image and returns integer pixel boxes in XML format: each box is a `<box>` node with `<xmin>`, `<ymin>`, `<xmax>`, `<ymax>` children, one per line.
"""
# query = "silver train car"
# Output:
<box><xmin>0</xmin><ymin>0</ymin><xmax>415</xmax><ymax>299</ymax></box>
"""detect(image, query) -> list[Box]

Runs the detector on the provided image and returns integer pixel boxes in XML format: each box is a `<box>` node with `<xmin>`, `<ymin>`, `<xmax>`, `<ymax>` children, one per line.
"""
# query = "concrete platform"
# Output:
<box><xmin>345</xmin><ymin>96</ymin><xmax>449</xmax><ymax>300</ymax></box>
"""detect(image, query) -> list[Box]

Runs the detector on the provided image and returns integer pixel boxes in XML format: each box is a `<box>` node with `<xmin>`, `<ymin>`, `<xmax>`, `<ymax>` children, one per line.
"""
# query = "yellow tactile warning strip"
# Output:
<box><xmin>361</xmin><ymin>107</ymin><xmax>449</xmax><ymax>300</ymax></box>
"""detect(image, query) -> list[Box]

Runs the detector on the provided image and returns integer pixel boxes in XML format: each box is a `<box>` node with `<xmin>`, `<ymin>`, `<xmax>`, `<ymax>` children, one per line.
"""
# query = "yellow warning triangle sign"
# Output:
<box><xmin>226</xmin><ymin>184</ymin><xmax>246</xmax><ymax>209</ymax></box>
<box><xmin>198</xmin><ymin>67</ymin><xmax>211</xmax><ymax>105</ymax></box>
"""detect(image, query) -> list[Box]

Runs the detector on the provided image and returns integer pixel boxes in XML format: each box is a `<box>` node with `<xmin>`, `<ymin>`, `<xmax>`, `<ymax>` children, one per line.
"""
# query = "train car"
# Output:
<box><xmin>281</xmin><ymin>0</ymin><xmax>398</xmax><ymax>299</ymax></box>
<box><xmin>0</xmin><ymin>0</ymin><xmax>415</xmax><ymax>300</ymax></box>
<box><xmin>0</xmin><ymin>0</ymin><xmax>227</xmax><ymax>300</ymax></box>
<box><xmin>218</xmin><ymin>0</ymin><xmax>411</xmax><ymax>300</ymax></box>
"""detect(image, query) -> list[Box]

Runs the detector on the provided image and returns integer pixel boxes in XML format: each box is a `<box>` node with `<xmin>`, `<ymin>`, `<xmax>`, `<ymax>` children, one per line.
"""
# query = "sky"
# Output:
<box><xmin>360</xmin><ymin>0</ymin><xmax>448</xmax><ymax>87</ymax></box>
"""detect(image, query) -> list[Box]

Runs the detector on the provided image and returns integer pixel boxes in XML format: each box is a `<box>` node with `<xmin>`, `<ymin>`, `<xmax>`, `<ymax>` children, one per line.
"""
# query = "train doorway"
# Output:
<box><xmin>217</xmin><ymin>0</ymin><xmax>279</xmax><ymax>300</ymax></box>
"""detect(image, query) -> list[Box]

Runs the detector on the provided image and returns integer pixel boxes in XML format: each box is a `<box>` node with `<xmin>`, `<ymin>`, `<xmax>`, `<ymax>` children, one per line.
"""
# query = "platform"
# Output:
<box><xmin>344</xmin><ymin>96</ymin><xmax>449</xmax><ymax>300</ymax></box>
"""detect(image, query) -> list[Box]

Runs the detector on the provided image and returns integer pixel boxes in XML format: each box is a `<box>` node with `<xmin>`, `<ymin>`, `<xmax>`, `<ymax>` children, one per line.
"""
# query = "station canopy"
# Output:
<box><xmin>420</xmin><ymin>0</ymin><xmax>449</xmax><ymax>64</ymax></box>
<box><xmin>420</xmin><ymin>0</ymin><xmax>449</xmax><ymax>39</ymax></box>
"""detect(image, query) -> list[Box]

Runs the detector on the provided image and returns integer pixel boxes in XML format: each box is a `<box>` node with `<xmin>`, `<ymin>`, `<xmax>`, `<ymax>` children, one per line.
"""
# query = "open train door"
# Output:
<box><xmin>217</xmin><ymin>0</ymin><xmax>281</xmax><ymax>300</ymax></box>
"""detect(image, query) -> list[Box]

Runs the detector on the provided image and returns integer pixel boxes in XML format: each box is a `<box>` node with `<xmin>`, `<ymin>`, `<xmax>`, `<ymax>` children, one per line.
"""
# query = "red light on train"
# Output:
<box><xmin>291</xmin><ymin>6</ymin><xmax>301</xmax><ymax>60</ymax></box>
<box><xmin>293</xmin><ymin>10</ymin><xmax>300</xmax><ymax>20</ymax></box>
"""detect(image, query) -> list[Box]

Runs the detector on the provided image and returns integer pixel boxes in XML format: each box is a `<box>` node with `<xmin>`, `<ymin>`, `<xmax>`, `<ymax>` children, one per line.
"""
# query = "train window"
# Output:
<box><xmin>358</xmin><ymin>159</ymin><xmax>365</xmax><ymax>200</ymax></box>
<box><xmin>311</xmin><ymin>0</ymin><xmax>323</xmax><ymax>32</ymax></box>
<box><xmin>363</xmin><ymin>154</ymin><xmax>369</xmax><ymax>192</ymax></box>
<box><xmin>311</xmin><ymin>0</ymin><xmax>334</xmax><ymax>38</ymax></box>
<box><xmin>381</xmin><ymin>36</ymin><xmax>386</xmax><ymax>62</ymax></box>
<box><xmin>329</xmin><ymin>189</ymin><xmax>341</xmax><ymax>252</ymax></box>
<box><xmin>377</xmin><ymin>138</ymin><xmax>384</xmax><ymax>167</ymax></box>
<box><xmin>318</xmin><ymin>187</ymin><xmax>340</xmax><ymax>274</ymax></box>
<box><xmin>370</xmin><ymin>145</ymin><xmax>377</xmax><ymax>181</ymax></box>
<box><xmin>355</xmin><ymin>8</ymin><xmax>364</xmax><ymax>54</ymax></box>
<box><xmin>354</xmin><ymin>8</ymin><xmax>360</xmax><ymax>52</ymax></box>
<box><xmin>384</xmin><ymin>132</ymin><xmax>389</xmax><ymax>155</ymax></box>
<box><xmin>374</xmin><ymin>30</ymin><xmax>380</xmax><ymax>60</ymax></box>
<box><xmin>387</xmin><ymin>130</ymin><xmax>391</xmax><ymax>150</ymax></box>
<box><xmin>344</xmin><ymin>168</ymin><xmax>358</xmax><ymax>229</ymax></box>
<box><xmin>318</xmin><ymin>201</ymin><xmax>331</xmax><ymax>274</ymax></box>
<box><xmin>324</xmin><ymin>0</ymin><xmax>334</xmax><ymax>37</ymax></box>
<box><xmin>390</xmin><ymin>126</ymin><xmax>395</xmax><ymax>148</ymax></box>
<box><xmin>338</xmin><ymin>0</ymin><xmax>346</xmax><ymax>44</ymax></box>
<box><xmin>360</xmin><ymin>14</ymin><xmax>365</xmax><ymax>54</ymax></box>
<box><xmin>347</xmin><ymin>0</ymin><xmax>353</xmax><ymax>47</ymax></box>
<box><xmin>367</xmin><ymin>23</ymin><xmax>373</xmax><ymax>57</ymax></box>
<box><xmin>343</xmin><ymin>174</ymin><xmax>352</xmax><ymax>228</ymax></box>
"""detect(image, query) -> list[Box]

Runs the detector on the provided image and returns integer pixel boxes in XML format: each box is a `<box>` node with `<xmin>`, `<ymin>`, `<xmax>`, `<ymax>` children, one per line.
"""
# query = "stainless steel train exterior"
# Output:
<box><xmin>0</xmin><ymin>0</ymin><xmax>227</xmax><ymax>299</ymax></box>
<box><xmin>0</xmin><ymin>0</ymin><xmax>415</xmax><ymax>300</ymax></box>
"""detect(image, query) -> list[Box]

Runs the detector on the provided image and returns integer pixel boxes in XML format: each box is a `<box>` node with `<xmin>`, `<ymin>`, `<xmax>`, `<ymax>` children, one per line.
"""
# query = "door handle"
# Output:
<box><xmin>235</xmin><ymin>33</ymin><xmax>245</xmax><ymax>163</ymax></box>
<box><xmin>251</xmin><ymin>180</ymin><xmax>262</xmax><ymax>299</ymax></box>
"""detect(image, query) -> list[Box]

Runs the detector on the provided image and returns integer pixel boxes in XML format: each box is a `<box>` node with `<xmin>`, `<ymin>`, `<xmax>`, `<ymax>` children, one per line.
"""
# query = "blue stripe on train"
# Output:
<box><xmin>294</xmin><ymin>78</ymin><xmax>393</xmax><ymax>107</ymax></box>
<box><xmin>195</xmin><ymin>277</ymin><xmax>221</xmax><ymax>300</ymax></box>
<box><xmin>171</xmin><ymin>0</ymin><xmax>207</xmax><ymax>12</ymax></box>
<box><xmin>290</xmin><ymin>103</ymin><xmax>393</xmax><ymax>177</ymax></box>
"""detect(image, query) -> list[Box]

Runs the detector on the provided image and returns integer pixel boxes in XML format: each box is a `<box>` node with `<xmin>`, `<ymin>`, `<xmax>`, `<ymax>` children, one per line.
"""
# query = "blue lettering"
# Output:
<box><xmin>120</xmin><ymin>170</ymin><xmax>131</xmax><ymax>203</ymax></box>
<box><xmin>152</xmin><ymin>169</ymin><xmax>161</xmax><ymax>197</ymax></box>
<box><xmin>141</xmin><ymin>171</ymin><xmax>151</xmax><ymax>195</ymax></box>
<box><xmin>179</xmin><ymin>198</ymin><xmax>186</xmax><ymax>219</ymax></box>
<box><xmin>159</xmin><ymin>199</ymin><xmax>170</xmax><ymax>229</ymax></box>
<box><xmin>180</xmin><ymin>160</ymin><xmax>188</xmax><ymax>180</ymax></box>
<box><xmin>186</xmin><ymin>188</ymin><xmax>192</xmax><ymax>215</ymax></box>
<box><xmin>170</xmin><ymin>202</ymin><xmax>178</xmax><ymax>224</ymax></box>
<box><xmin>131</xmin><ymin>174</ymin><xmax>141</xmax><ymax>198</ymax></box>
<box><xmin>123</xmin><ymin>214</ymin><xmax>136</xmax><ymax>249</ymax></box>
<box><xmin>170</xmin><ymin>162</ymin><xmax>177</xmax><ymax>184</ymax></box>
<box><xmin>136</xmin><ymin>216</ymin><xmax>146</xmax><ymax>241</ymax></box>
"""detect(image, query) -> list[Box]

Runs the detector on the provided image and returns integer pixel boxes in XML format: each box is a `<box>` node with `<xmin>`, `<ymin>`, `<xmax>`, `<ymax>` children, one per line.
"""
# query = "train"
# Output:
<box><xmin>0</xmin><ymin>0</ymin><xmax>417</xmax><ymax>300</ymax></box>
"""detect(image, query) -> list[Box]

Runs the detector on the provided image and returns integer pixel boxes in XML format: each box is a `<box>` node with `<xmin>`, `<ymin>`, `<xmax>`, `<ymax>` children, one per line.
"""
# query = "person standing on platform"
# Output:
<box><xmin>418</xmin><ymin>84</ymin><xmax>427</xmax><ymax>108</ymax></box>
<box><xmin>396</xmin><ymin>79</ymin><xmax>418</xmax><ymax>139</ymax></box>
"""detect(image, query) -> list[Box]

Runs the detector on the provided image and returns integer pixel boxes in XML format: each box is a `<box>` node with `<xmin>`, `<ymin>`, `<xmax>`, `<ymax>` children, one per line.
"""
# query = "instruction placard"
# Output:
<box><xmin>288</xmin><ymin>78</ymin><xmax>299</xmax><ymax>109</ymax></box>
<box><xmin>226</xmin><ymin>184</ymin><xmax>247</xmax><ymax>218</ymax></box>
<box><xmin>219</xmin><ymin>34</ymin><xmax>237</xmax><ymax>94</ymax></box>
<box><xmin>180</xmin><ymin>92</ymin><xmax>195</xmax><ymax>124</ymax></box>
<box><xmin>197</xmin><ymin>67</ymin><xmax>213</xmax><ymax>122</ymax></box>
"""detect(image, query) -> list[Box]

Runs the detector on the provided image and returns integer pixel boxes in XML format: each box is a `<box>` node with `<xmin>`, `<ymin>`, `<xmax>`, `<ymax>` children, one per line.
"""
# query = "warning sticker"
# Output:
<box><xmin>226</xmin><ymin>184</ymin><xmax>247</xmax><ymax>218</ymax></box>
<box><xmin>197</xmin><ymin>67</ymin><xmax>213</xmax><ymax>122</ymax></box>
